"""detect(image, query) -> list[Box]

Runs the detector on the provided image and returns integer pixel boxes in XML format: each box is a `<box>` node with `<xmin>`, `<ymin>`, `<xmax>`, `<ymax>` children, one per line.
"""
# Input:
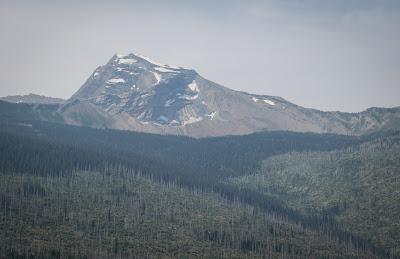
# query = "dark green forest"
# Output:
<box><xmin>0</xmin><ymin>107</ymin><xmax>399</xmax><ymax>258</ymax></box>
<box><xmin>230</xmin><ymin>134</ymin><xmax>400</xmax><ymax>256</ymax></box>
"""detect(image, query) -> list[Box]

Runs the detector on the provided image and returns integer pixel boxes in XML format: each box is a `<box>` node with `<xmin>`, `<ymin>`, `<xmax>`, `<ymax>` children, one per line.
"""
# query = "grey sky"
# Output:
<box><xmin>0</xmin><ymin>0</ymin><xmax>399</xmax><ymax>112</ymax></box>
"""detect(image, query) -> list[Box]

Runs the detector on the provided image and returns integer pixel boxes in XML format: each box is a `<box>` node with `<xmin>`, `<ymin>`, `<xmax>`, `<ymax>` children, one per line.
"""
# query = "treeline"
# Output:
<box><xmin>0</xmin><ymin>118</ymin><xmax>372</xmax><ymax>179</ymax></box>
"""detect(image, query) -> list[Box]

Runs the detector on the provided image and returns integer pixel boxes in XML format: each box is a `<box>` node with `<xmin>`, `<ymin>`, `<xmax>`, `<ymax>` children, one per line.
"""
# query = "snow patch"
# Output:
<box><xmin>252</xmin><ymin>96</ymin><xmax>275</xmax><ymax>105</ymax></box>
<box><xmin>188</xmin><ymin>80</ymin><xmax>200</xmax><ymax>92</ymax></box>
<box><xmin>107</xmin><ymin>78</ymin><xmax>126</xmax><ymax>84</ymax></box>
<box><xmin>137</xmin><ymin>111</ymin><xmax>147</xmax><ymax>120</ymax></box>
<box><xmin>105</xmin><ymin>103</ymin><xmax>116</xmax><ymax>112</ymax></box>
<box><xmin>140</xmin><ymin>92</ymin><xmax>152</xmax><ymax>98</ymax></box>
<box><xmin>207</xmin><ymin>111</ymin><xmax>217</xmax><ymax>120</ymax></box>
<box><xmin>118</xmin><ymin>58</ymin><xmax>137</xmax><ymax>65</ymax></box>
<box><xmin>186</xmin><ymin>94</ymin><xmax>199</xmax><ymax>100</ymax></box>
<box><xmin>165</xmin><ymin>99</ymin><xmax>175</xmax><ymax>107</ymax></box>
<box><xmin>151</xmin><ymin>71</ymin><xmax>161</xmax><ymax>85</ymax></box>
<box><xmin>93</xmin><ymin>72</ymin><xmax>99</xmax><ymax>78</ymax></box>
<box><xmin>117</xmin><ymin>52</ymin><xmax>184</xmax><ymax>69</ymax></box>
<box><xmin>263</xmin><ymin>99</ymin><xmax>275</xmax><ymax>105</ymax></box>
<box><xmin>178</xmin><ymin>94</ymin><xmax>198</xmax><ymax>100</ymax></box>
<box><xmin>154</xmin><ymin>67</ymin><xmax>179</xmax><ymax>73</ymax></box>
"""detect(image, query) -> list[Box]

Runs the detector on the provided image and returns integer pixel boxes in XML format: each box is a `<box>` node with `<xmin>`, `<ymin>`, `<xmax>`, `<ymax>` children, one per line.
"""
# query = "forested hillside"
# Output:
<box><xmin>229</xmin><ymin>134</ymin><xmax>400</xmax><ymax>256</ymax></box>
<box><xmin>1</xmin><ymin>170</ymin><xmax>378</xmax><ymax>258</ymax></box>
<box><xmin>0</xmin><ymin>117</ymin><xmax>399</xmax><ymax>258</ymax></box>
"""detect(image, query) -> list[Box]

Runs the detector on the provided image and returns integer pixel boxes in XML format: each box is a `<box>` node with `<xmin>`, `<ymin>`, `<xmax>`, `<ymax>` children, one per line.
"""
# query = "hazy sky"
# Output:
<box><xmin>1</xmin><ymin>0</ymin><xmax>399</xmax><ymax>112</ymax></box>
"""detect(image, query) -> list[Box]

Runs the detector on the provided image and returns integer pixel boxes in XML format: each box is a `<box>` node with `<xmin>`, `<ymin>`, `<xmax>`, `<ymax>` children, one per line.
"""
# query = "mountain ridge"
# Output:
<box><xmin>2</xmin><ymin>52</ymin><xmax>400</xmax><ymax>137</ymax></box>
<box><xmin>0</xmin><ymin>93</ymin><xmax>65</xmax><ymax>105</ymax></box>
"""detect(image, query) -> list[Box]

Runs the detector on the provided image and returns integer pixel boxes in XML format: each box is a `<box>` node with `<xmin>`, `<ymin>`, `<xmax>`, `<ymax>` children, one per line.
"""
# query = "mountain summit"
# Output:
<box><xmin>67</xmin><ymin>52</ymin><xmax>307</xmax><ymax>136</ymax></box>
<box><xmin>5</xmin><ymin>52</ymin><xmax>398</xmax><ymax>137</ymax></box>
<box><xmin>70</xmin><ymin>53</ymin><xmax>208</xmax><ymax>127</ymax></box>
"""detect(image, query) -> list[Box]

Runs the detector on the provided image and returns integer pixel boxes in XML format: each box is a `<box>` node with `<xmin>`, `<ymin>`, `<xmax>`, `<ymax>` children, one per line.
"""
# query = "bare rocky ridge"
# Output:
<box><xmin>0</xmin><ymin>93</ymin><xmax>65</xmax><ymax>105</ymax></box>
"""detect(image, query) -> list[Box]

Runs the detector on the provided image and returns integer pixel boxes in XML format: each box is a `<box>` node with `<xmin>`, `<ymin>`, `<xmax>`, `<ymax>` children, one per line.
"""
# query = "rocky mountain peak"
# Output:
<box><xmin>113</xmin><ymin>53</ymin><xmax>184</xmax><ymax>70</ymax></box>
<box><xmin>70</xmin><ymin>52</ymin><xmax>212</xmax><ymax>126</ymax></box>
<box><xmin>63</xmin><ymin>52</ymin><xmax>400</xmax><ymax>137</ymax></box>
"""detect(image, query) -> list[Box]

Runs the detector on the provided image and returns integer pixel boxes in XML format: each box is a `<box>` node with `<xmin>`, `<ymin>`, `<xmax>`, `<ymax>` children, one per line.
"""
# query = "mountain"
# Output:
<box><xmin>2</xmin><ymin>53</ymin><xmax>400</xmax><ymax>137</ymax></box>
<box><xmin>2</xmin><ymin>53</ymin><xmax>399</xmax><ymax>257</ymax></box>
<box><xmin>0</xmin><ymin>93</ymin><xmax>65</xmax><ymax>104</ymax></box>
<box><xmin>63</xmin><ymin>53</ymin><xmax>400</xmax><ymax>137</ymax></box>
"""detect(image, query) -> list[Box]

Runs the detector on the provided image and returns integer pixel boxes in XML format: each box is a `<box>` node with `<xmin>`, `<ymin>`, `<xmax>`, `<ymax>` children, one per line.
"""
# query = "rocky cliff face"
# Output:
<box><xmin>53</xmin><ymin>53</ymin><xmax>400</xmax><ymax>137</ymax></box>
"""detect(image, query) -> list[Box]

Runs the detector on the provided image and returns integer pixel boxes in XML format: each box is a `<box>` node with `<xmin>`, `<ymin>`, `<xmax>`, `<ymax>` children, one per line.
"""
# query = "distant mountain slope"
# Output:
<box><xmin>1</xmin><ymin>53</ymin><xmax>399</xmax><ymax>137</ymax></box>
<box><xmin>0</xmin><ymin>93</ymin><xmax>65</xmax><ymax>104</ymax></box>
